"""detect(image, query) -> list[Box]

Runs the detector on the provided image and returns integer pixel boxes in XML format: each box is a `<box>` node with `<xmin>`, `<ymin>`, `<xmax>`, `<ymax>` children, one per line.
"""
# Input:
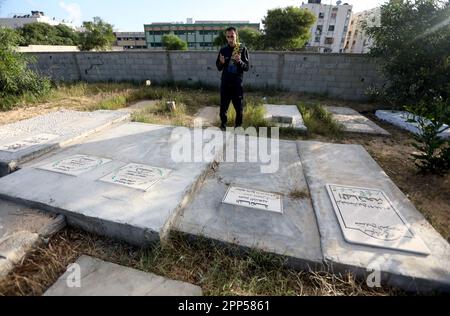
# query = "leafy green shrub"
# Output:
<box><xmin>405</xmin><ymin>99</ymin><xmax>450</xmax><ymax>174</ymax></box>
<box><xmin>162</xmin><ymin>34</ymin><xmax>188</xmax><ymax>51</ymax></box>
<box><xmin>0</xmin><ymin>27</ymin><xmax>51</xmax><ymax>110</ymax></box>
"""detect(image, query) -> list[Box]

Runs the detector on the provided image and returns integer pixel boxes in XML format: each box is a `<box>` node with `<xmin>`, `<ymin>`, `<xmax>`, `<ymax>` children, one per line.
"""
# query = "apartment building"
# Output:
<box><xmin>301</xmin><ymin>0</ymin><xmax>352</xmax><ymax>53</ymax></box>
<box><xmin>345</xmin><ymin>7</ymin><xmax>381</xmax><ymax>54</ymax></box>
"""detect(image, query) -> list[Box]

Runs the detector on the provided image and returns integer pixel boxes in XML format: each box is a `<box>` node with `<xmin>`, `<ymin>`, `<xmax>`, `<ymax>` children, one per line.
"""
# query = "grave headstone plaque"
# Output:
<box><xmin>38</xmin><ymin>155</ymin><xmax>111</xmax><ymax>176</ymax></box>
<box><xmin>0</xmin><ymin>134</ymin><xmax>58</xmax><ymax>153</ymax></box>
<box><xmin>99</xmin><ymin>163</ymin><xmax>172</xmax><ymax>191</ymax></box>
<box><xmin>326</xmin><ymin>184</ymin><xmax>430</xmax><ymax>255</ymax></box>
<box><xmin>222</xmin><ymin>186</ymin><xmax>283</xmax><ymax>213</ymax></box>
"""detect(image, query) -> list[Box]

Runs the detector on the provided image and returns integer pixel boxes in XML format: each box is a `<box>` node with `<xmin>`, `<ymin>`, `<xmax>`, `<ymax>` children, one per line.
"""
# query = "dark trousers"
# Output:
<box><xmin>220</xmin><ymin>80</ymin><xmax>244</xmax><ymax>127</ymax></box>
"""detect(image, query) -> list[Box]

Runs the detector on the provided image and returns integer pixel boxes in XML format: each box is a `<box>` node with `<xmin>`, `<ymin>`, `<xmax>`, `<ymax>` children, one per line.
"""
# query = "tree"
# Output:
<box><xmin>239</xmin><ymin>28</ymin><xmax>263</xmax><ymax>50</ymax></box>
<box><xmin>18</xmin><ymin>22</ymin><xmax>57</xmax><ymax>45</ymax></box>
<box><xmin>78</xmin><ymin>17</ymin><xmax>115</xmax><ymax>51</ymax></box>
<box><xmin>0</xmin><ymin>27</ymin><xmax>51</xmax><ymax>110</ymax></box>
<box><xmin>161</xmin><ymin>34</ymin><xmax>188</xmax><ymax>50</ymax></box>
<box><xmin>262</xmin><ymin>6</ymin><xmax>316</xmax><ymax>50</ymax></box>
<box><xmin>18</xmin><ymin>22</ymin><xmax>79</xmax><ymax>46</ymax></box>
<box><xmin>54</xmin><ymin>24</ymin><xmax>80</xmax><ymax>46</ymax></box>
<box><xmin>366</xmin><ymin>0</ymin><xmax>450</xmax><ymax>105</ymax></box>
<box><xmin>213</xmin><ymin>31</ymin><xmax>227</xmax><ymax>48</ymax></box>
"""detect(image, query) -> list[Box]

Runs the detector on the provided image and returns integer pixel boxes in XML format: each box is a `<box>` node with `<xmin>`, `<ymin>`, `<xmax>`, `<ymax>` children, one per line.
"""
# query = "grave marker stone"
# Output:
<box><xmin>222</xmin><ymin>186</ymin><xmax>283</xmax><ymax>213</ymax></box>
<box><xmin>99</xmin><ymin>163</ymin><xmax>172</xmax><ymax>191</ymax></box>
<box><xmin>38</xmin><ymin>155</ymin><xmax>111</xmax><ymax>176</ymax></box>
<box><xmin>326</xmin><ymin>184</ymin><xmax>430</xmax><ymax>255</ymax></box>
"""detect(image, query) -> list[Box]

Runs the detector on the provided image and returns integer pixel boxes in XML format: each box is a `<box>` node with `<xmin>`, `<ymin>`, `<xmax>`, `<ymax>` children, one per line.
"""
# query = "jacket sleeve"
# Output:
<box><xmin>216</xmin><ymin>49</ymin><xmax>224</xmax><ymax>71</ymax></box>
<box><xmin>238</xmin><ymin>46</ymin><xmax>249</xmax><ymax>72</ymax></box>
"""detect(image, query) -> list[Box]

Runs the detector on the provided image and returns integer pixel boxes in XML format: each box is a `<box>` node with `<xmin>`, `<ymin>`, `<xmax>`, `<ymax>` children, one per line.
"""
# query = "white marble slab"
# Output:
<box><xmin>222</xmin><ymin>186</ymin><xmax>283</xmax><ymax>214</ymax></box>
<box><xmin>326</xmin><ymin>184</ymin><xmax>430</xmax><ymax>255</ymax></box>
<box><xmin>38</xmin><ymin>155</ymin><xmax>112</xmax><ymax>176</ymax></box>
<box><xmin>99</xmin><ymin>163</ymin><xmax>172</xmax><ymax>191</ymax></box>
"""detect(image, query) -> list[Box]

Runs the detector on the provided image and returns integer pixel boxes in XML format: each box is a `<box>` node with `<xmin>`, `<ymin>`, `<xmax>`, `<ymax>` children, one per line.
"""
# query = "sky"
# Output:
<box><xmin>0</xmin><ymin>0</ymin><xmax>388</xmax><ymax>31</ymax></box>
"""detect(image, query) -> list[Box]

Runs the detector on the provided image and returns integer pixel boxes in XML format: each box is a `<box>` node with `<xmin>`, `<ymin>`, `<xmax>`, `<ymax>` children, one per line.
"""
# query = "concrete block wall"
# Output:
<box><xmin>27</xmin><ymin>51</ymin><xmax>385</xmax><ymax>101</ymax></box>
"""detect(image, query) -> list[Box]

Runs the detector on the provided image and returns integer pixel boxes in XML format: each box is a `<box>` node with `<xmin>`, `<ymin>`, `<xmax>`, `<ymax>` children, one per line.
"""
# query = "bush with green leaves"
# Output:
<box><xmin>405</xmin><ymin>99</ymin><xmax>450</xmax><ymax>174</ymax></box>
<box><xmin>162</xmin><ymin>34</ymin><xmax>188</xmax><ymax>51</ymax></box>
<box><xmin>78</xmin><ymin>17</ymin><xmax>115</xmax><ymax>51</ymax></box>
<box><xmin>0</xmin><ymin>27</ymin><xmax>51</xmax><ymax>110</ymax></box>
<box><xmin>366</xmin><ymin>0</ymin><xmax>450</xmax><ymax>173</ymax></box>
<box><xmin>366</xmin><ymin>0</ymin><xmax>450</xmax><ymax>105</ymax></box>
<box><xmin>18</xmin><ymin>22</ymin><xmax>80</xmax><ymax>46</ymax></box>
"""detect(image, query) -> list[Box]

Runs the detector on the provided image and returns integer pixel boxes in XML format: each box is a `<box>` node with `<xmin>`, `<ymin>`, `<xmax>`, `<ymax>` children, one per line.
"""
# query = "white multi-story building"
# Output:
<box><xmin>0</xmin><ymin>11</ymin><xmax>76</xmax><ymax>29</ymax></box>
<box><xmin>345</xmin><ymin>7</ymin><xmax>381</xmax><ymax>54</ymax></box>
<box><xmin>301</xmin><ymin>0</ymin><xmax>352</xmax><ymax>53</ymax></box>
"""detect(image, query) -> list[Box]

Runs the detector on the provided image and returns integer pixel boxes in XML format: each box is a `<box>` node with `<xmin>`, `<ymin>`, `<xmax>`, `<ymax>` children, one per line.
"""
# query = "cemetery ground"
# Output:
<box><xmin>0</xmin><ymin>82</ymin><xmax>448</xmax><ymax>296</ymax></box>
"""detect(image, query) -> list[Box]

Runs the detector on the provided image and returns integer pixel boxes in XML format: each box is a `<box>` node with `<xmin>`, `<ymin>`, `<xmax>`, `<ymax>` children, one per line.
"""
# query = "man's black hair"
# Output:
<box><xmin>225</xmin><ymin>26</ymin><xmax>237</xmax><ymax>34</ymax></box>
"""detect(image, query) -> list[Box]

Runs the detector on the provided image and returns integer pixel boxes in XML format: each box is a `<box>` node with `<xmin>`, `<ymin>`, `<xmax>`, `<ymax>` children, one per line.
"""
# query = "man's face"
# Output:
<box><xmin>226</xmin><ymin>30</ymin><xmax>237</xmax><ymax>47</ymax></box>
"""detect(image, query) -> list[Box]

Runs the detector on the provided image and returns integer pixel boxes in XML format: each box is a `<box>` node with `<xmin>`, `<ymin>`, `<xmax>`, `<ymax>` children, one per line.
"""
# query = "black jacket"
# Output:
<box><xmin>216</xmin><ymin>44</ymin><xmax>249</xmax><ymax>83</ymax></box>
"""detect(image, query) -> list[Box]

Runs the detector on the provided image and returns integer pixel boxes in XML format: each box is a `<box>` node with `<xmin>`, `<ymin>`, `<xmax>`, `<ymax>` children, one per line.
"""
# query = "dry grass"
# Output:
<box><xmin>289</xmin><ymin>189</ymin><xmax>310</xmax><ymax>200</ymax></box>
<box><xmin>0</xmin><ymin>228</ymin><xmax>399</xmax><ymax>296</ymax></box>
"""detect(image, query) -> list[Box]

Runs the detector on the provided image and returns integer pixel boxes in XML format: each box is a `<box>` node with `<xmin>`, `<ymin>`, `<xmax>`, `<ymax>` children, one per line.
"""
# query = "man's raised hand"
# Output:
<box><xmin>220</xmin><ymin>54</ymin><xmax>225</xmax><ymax>64</ymax></box>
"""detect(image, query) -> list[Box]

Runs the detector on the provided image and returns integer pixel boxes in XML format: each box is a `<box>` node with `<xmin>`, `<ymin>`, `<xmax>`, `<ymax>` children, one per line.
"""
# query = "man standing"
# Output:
<box><xmin>216</xmin><ymin>27</ymin><xmax>250</xmax><ymax>130</ymax></box>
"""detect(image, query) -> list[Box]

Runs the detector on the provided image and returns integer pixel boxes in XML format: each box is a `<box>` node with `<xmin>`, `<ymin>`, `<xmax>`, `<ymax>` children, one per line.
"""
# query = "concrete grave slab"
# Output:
<box><xmin>326</xmin><ymin>106</ymin><xmax>390</xmax><ymax>136</ymax></box>
<box><xmin>175</xmin><ymin>137</ymin><xmax>323</xmax><ymax>270</ymax></box>
<box><xmin>0</xmin><ymin>123</ymin><xmax>225</xmax><ymax>246</ymax></box>
<box><xmin>0</xmin><ymin>199</ymin><xmax>65</xmax><ymax>278</ymax></box>
<box><xmin>376</xmin><ymin>110</ymin><xmax>450</xmax><ymax>139</ymax></box>
<box><xmin>195</xmin><ymin>106</ymin><xmax>220</xmax><ymax>127</ymax></box>
<box><xmin>0</xmin><ymin>110</ymin><xmax>130</xmax><ymax>177</ymax></box>
<box><xmin>44</xmin><ymin>255</ymin><xmax>203</xmax><ymax>296</ymax></box>
<box><xmin>298</xmin><ymin>141</ymin><xmax>450</xmax><ymax>292</ymax></box>
<box><xmin>263</xmin><ymin>104</ymin><xmax>307</xmax><ymax>131</ymax></box>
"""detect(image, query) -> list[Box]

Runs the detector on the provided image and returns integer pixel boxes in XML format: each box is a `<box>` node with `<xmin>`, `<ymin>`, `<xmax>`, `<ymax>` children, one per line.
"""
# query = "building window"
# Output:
<box><xmin>319</xmin><ymin>12</ymin><xmax>324</xmax><ymax>19</ymax></box>
<box><xmin>328</xmin><ymin>25</ymin><xmax>335</xmax><ymax>32</ymax></box>
<box><xmin>331</xmin><ymin>13</ymin><xmax>337</xmax><ymax>19</ymax></box>
<box><xmin>315</xmin><ymin>36</ymin><xmax>320</xmax><ymax>43</ymax></box>
<box><xmin>316</xmin><ymin>25</ymin><xmax>323</xmax><ymax>34</ymax></box>
<box><xmin>325</xmin><ymin>37</ymin><xmax>334</xmax><ymax>45</ymax></box>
